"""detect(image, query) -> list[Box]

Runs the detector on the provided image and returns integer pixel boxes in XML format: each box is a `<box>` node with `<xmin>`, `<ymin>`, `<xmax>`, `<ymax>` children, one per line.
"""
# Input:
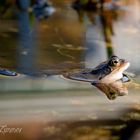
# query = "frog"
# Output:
<box><xmin>63</xmin><ymin>56</ymin><xmax>132</xmax><ymax>100</ymax></box>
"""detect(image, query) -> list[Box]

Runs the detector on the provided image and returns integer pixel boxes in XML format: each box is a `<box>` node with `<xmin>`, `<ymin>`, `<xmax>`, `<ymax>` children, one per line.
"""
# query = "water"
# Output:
<box><xmin>0</xmin><ymin>0</ymin><xmax>140</xmax><ymax>140</ymax></box>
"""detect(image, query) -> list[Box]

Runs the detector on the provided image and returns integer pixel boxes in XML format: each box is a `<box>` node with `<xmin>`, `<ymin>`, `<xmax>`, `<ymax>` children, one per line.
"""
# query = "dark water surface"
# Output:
<box><xmin>0</xmin><ymin>0</ymin><xmax>140</xmax><ymax>140</ymax></box>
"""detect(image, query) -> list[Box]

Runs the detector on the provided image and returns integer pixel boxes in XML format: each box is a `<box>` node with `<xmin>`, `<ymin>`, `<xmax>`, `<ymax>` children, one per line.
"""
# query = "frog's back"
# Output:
<box><xmin>64</xmin><ymin>68</ymin><xmax>98</xmax><ymax>82</ymax></box>
<box><xmin>64</xmin><ymin>61</ymin><xmax>111</xmax><ymax>82</ymax></box>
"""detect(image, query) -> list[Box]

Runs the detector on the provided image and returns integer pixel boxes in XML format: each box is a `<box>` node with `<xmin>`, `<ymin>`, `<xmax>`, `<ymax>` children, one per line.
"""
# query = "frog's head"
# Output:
<box><xmin>100</xmin><ymin>56</ymin><xmax>130</xmax><ymax>83</ymax></box>
<box><xmin>108</xmin><ymin>56</ymin><xmax>130</xmax><ymax>72</ymax></box>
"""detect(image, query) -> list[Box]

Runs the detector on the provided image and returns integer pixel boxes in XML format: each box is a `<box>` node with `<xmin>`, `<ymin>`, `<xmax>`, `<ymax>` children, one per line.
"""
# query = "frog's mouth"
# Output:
<box><xmin>100</xmin><ymin>60</ymin><xmax>130</xmax><ymax>84</ymax></box>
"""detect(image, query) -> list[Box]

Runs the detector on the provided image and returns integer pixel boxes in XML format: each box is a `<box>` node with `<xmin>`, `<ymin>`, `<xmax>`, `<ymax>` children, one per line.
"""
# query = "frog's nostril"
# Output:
<box><xmin>120</xmin><ymin>59</ymin><xmax>127</xmax><ymax>63</ymax></box>
<box><xmin>120</xmin><ymin>59</ymin><xmax>124</xmax><ymax>62</ymax></box>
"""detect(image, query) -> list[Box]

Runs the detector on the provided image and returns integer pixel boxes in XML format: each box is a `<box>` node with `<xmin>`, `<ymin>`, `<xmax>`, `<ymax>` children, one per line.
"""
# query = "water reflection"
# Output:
<box><xmin>72</xmin><ymin>0</ymin><xmax>140</xmax><ymax>73</ymax></box>
<box><xmin>33</xmin><ymin>0</ymin><xmax>55</xmax><ymax>20</ymax></box>
<box><xmin>0</xmin><ymin>0</ymin><xmax>140</xmax><ymax>73</ymax></box>
<box><xmin>17</xmin><ymin>0</ymin><xmax>36</xmax><ymax>75</ymax></box>
<box><xmin>17</xmin><ymin>0</ymin><xmax>55</xmax><ymax>76</ymax></box>
<box><xmin>100</xmin><ymin>9</ymin><xmax>114</xmax><ymax>57</ymax></box>
<box><xmin>72</xmin><ymin>1</ymin><xmax>122</xmax><ymax>68</ymax></box>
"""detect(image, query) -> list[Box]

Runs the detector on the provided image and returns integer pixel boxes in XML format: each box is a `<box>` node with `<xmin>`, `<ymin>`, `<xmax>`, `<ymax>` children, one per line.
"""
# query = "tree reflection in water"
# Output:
<box><xmin>72</xmin><ymin>1</ymin><xmax>118</xmax><ymax>58</ymax></box>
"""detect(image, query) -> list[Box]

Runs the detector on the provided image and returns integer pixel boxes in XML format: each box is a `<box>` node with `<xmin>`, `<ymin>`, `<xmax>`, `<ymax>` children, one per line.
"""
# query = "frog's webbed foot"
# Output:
<box><xmin>122</xmin><ymin>73</ymin><xmax>131</xmax><ymax>82</ymax></box>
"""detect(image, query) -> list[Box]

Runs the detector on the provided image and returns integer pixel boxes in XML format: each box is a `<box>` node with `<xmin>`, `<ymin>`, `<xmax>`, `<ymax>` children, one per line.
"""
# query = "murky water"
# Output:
<box><xmin>0</xmin><ymin>0</ymin><xmax>140</xmax><ymax>140</ymax></box>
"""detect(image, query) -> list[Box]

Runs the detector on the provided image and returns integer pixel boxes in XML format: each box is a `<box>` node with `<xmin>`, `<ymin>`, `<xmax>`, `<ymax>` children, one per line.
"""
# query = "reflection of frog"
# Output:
<box><xmin>64</xmin><ymin>56</ymin><xmax>131</xmax><ymax>100</ymax></box>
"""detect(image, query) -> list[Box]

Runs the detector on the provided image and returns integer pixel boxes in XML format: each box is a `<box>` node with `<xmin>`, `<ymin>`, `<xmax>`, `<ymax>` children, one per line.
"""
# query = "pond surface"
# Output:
<box><xmin>0</xmin><ymin>0</ymin><xmax>140</xmax><ymax>140</ymax></box>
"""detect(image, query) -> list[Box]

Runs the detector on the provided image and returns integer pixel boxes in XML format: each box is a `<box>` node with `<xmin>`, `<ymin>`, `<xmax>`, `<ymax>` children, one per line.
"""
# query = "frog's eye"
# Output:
<box><xmin>108</xmin><ymin>56</ymin><xmax>120</xmax><ymax>66</ymax></box>
<box><xmin>111</xmin><ymin>59</ymin><xmax>119</xmax><ymax>66</ymax></box>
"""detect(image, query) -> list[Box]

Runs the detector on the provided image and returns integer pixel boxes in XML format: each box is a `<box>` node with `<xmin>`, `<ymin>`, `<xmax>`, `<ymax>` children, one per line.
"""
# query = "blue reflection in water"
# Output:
<box><xmin>0</xmin><ymin>68</ymin><xmax>18</xmax><ymax>76</ymax></box>
<box><xmin>33</xmin><ymin>0</ymin><xmax>55</xmax><ymax>20</ymax></box>
<box><xmin>17</xmin><ymin>0</ymin><xmax>37</xmax><ymax>76</ymax></box>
